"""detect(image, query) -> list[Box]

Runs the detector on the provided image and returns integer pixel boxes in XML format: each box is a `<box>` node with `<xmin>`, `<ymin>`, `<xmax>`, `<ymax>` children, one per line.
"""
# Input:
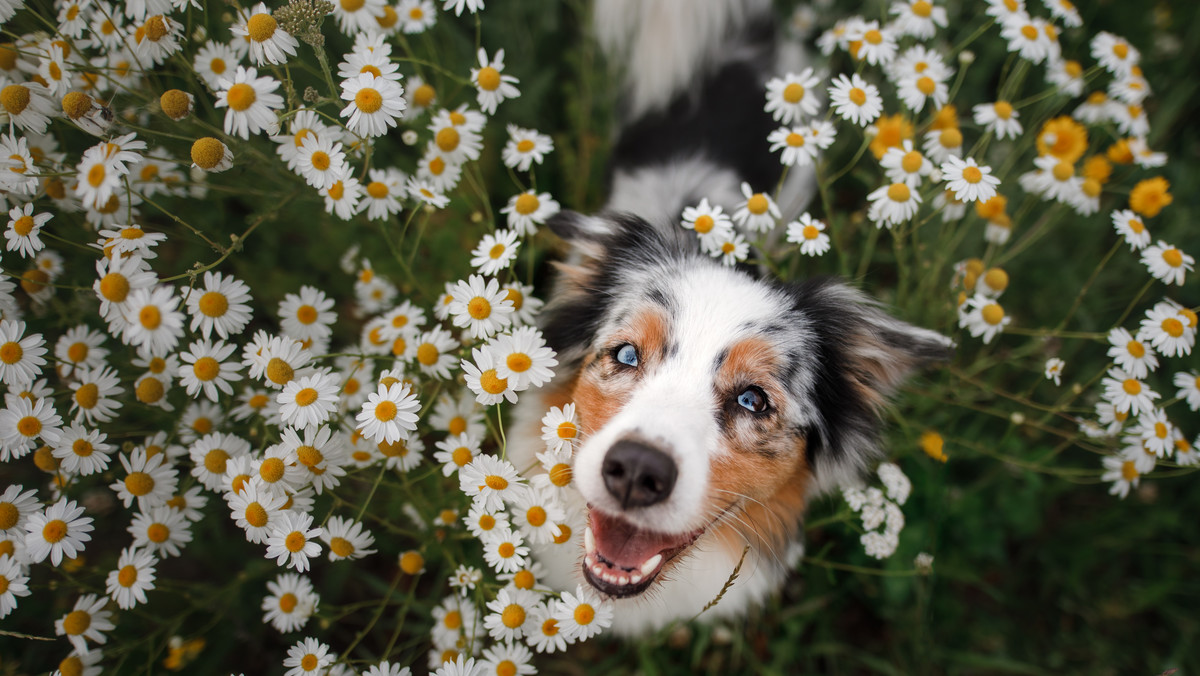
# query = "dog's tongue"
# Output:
<box><xmin>590</xmin><ymin>509</ymin><xmax>693</xmax><ymax>569</ymax></box>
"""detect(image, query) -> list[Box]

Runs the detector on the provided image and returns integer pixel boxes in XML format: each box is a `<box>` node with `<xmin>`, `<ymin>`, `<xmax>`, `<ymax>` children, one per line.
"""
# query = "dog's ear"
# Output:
<box><xmin>788</xmin><ymin>278</ymin><xmax>953</xmax><ymax>490</ymax></box>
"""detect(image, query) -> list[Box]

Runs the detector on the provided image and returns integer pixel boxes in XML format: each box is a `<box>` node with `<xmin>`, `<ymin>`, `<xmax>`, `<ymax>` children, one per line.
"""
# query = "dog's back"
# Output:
<box><xmin>595</xmin><ymin>0</ymin><xmax>814</xmax><ymax>227</ymax></box>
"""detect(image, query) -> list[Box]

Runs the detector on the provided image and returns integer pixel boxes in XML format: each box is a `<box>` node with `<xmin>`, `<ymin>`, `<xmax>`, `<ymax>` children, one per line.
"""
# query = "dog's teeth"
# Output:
<box><xmin>630</xmin><ymin>572</ymin><xmax>643</xmax><ymax>584</ymax></box>
<box><xmin>592</xmin><ymin>564</ymin><xmax>604</xmax><ymax>576</ymax></box>
<box><xmin>640</xmin><ymin>553</ymin><xmax>663</xmax><ymax>576</ymax></box>
<box><xmin>584</xmin><ymin>553</ymin><xmax>595</xmax><ymax>567</ymax></box>
<box><xmin>584</xmin><ymin>527</ymin><xmax>596</xmax><ymax>554</ymax></box>
<box><xmin>616</xmin><ymin>574</ymin><xmax>629</xmax><ymax>586</ymax></box>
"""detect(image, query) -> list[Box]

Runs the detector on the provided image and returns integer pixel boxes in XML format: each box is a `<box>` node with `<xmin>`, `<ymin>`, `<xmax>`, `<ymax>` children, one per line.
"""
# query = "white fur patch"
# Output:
<box><xmin>607</xmin><ymin>157</ymin><xmax>744</xmax><ymax>229</ymax></box>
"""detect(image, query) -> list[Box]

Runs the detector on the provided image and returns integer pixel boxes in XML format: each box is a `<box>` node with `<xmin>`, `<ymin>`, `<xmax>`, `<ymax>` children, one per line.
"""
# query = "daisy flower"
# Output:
<box><xmin>502</xmin><ymin>125</ymin><xmax>553</xmax><ymax>171</ymax></box>
<box><xmin>0</xmin><ymin>319</ymin><xmax>47</xmax><ymax>387</ymax></box>
<box><xmin>322</xmin><ymin>172</ymin><xmax>363</xmax><ymax>221</ymax></box>
<box><xmin>69</xmin><ymin>365</ymin><xmax>124</xmax><ymax>424</ymax></box>
<box><xmin>540</xmin><ymin>404</ymin><xmax>579</xmax><ymax>455</ymax></box>
<box><xmin>178</xmin><ymin>339</ymin><xmax>242</xmax><ymax>402</ymax></box>
<box><xmin>551</xmin><ymin>584</ymin><xmax>613</xmax><ymax>642</ymax></box>
<box><xmin>121</xmin><ymin>285</ymin><xmax>185</xmax><ymax>356</ymax></box>
<box><xmin>283</xmin><ymin>424</ymin><xmax>347</xmax><ymax>493</ymax></box>
<box><xmin>1138</xmin><ymin>301</ymin><xmax>1194</xmax><ymax>358</ymax></box>
<box><xmin>361</xmin><ymin>167</ymin><xmax>407</xmax><ymax>221</ymax></box>
<box><xmin>262</xmin><ymin>572</ymin><xmax>319</xmax><ymax>633</ymax></box>
<box><xmin>0</xmin><ymin>82</ymin><xmax>55</xmax><ymax>134</ymax></box>
<box><xmin>111</xmin><ymin>448</ymin><xmax>177</xmax><ymax>510</ymax></box>
<box><xmin>880</xmin><ymin>140</ymin><xmax>931</xmax><ymax>187</ymax></box>
<box><xmin>227</xmin><ymin>477</ymin><xmax>288</xmax><ymax>544</ymax></box>
<box><xmin>1101</xmin><ymin>368</ymin><xmax>1159</xmax><ymax>416</ymax></box>
<box><xmin>526</xmin><ymin>603</ymin><xmax>570</xmax><ymax>653</ymax></box>
<box><xmin>1044</xmin><ymin>357</ymin><xmax>1065</xmax><ymax>385</ymax></box>
<box><xmin>95</xmin><ymin>224</ymin><xmax>169</xmax><ymax>261</ymax></box>
<box><xmin>890</xmin><ymin>0</ymin><xmax>947</xmax><ymax>38</ymax></box>
<box><xmin>1140</xmin><ymin>241</ymin><xmax>1192</xmax><ymax>286</ymax></box>
<box><xmin>193</xmin><ymin>40</ymin><xmax>242</xmax><ymax>90</ymax></box>
<box><xmin>429</xmin><ymin>116</ymin><xmax>483</xmax><ymax>164</ymax></box>
<box><xmin>1134</xmin><ymin>409</ymin><xmax>1175</xmax><ymax>458</ymax></box>
<box><xmin>763</xmin><ymin>68</ymin><xmax>821</xmax><ymax>124</ymax></box>
<box><xmin>183</xmin><ymin>271</ymin><xmax>253</xmax><ymax>340</ymax></box>
<box><xmin>897</xmin><ymin>72</ymin><xmax>949</xmax><ymax>113</ymax></box>
<box><xmin>786</xmin><ymin>213</ymin><xmax>831</xmax><ymax>256</ymax></box>
<box><xmin>129</xmin><ymin>505</ymin><xmax>193</xmax><ymax>558</ymax></box>
<box><xmin>283</xmin><ymin>637</ymin><xmax>334</xmax><ymax>676</ymax></box>
<box><xmin>5</xmin><ymin>203</ymin><xmax>50</xmax><ymax>258</ymax></box>
<box><xmin>413</xmin><ymin>326</ymin><xmax>459</xmax><ymax>380</ymax></box>
<box><xmin>974</xmin><ymin>101</ymin><xmax>1022</xmax><ymax>140</ymax></box>
<box><xmin>941</xmin><ymin>156</ymin><xmax>1000</xmax><ymax>203</ymax></box>
<box><xmin>1101</xmin><ymin>454</ymin><xmax>1139</xmax><ymax>499</ymax></box>
<box><xmin>433</xmin><ymin>432</ymin><xmax>481</xmax><ymax>477</ymax></box>
<box><xmin>341</xmin><ymin>72</ymin><xmax>406</xmax><ymax>138</ymax></box>
<box><xmin>485</xmin><ymin>587</ymin><xmax>538</xmax><ymax>642</ymax></box>
<box><xmin>1092</xmin><ymin>31</ymin><xmax>1139</xmax><ymax>76</ymax></box>
<box><xmin>215</xmin><ymin>66</ymin><xmax>284</xmax><ymax>140</ymax></box>
<box><xmin>482</xmin><ymin>525</ymin><xmax>530</xmax><ymax>574</ymax></box>
<box><xmin>265</xmin><ymin>510</ymin><xmax>323</xmax><ymax>573</ymax></box>
<box><xmin>55</xmin><ymin>593</ymin><xmax>114</xmax><ymax>654</ymax></box>
<box><xmin>1046</xmin><ymin>58</ymin><xmax>1085</xmax><ymax>97</ymax></box>
<box><xmin>321</xmin><ymin>515</ymin><xmax>377</xmax><ymax>561</ymax></box>
<box><xmin>490</xmin><ymin>326</ymin><xmax>557</xmax><ymax>390</ymax></box>
<box><xmin>278</xmin><ymin>371</ymin><xmax>340</xmax><ymax>428</ymax></box>
<box><xmin>828</xmin><ymin>73</ymin><xmax>882</xmax><ymax>127</ymax></box>
<box><xmin>430</xmin><ymin>392</ymin><xmax>486</xmax><ymax>437</ymax></box>
<box><xmin>294</xmin><ymin>132</ymin><xmax>347</xmax><ymax>190</ymax></box>
<box><xmin>471</xmin><ymin>229</ymin><xmax>521</xmax><ymax>276</ymax></box>
<box><xmin>253</xmin><ymin>443</ymin><xmax>306</xmax><ymax>494</ymax></box>
<box><xmin>105</xmin><ymin>546</ymin><xmax>157</xmax><ymax>609</ymax></box>
<box><xmin>767</xmin><ymin>126</ymin><xmax>818</xmax><ymax>167</ymax></box>
<box><xmin>278</xmin><ymin>287</ymin><xmax>335</xmax><ymax>345</ymax></box>
<box><xmin>416</xmin><ymin>146</ymin><xmax>463</xmax><ymax>193</ymax></box>
<box><xmin>681</xmin><ymin>198</ymin><xmax>734</xmax><ymax>253</ymax></box>
<box><xmin>471</xmin><ymin>48</ymin><xmax>520</xmax><ymax>114</ymax></box>
<box><xmin>462</xmin><ymin>347</ymin><xmax>518</xmax><ymax>405</ymax></box>
<box><xmin>500</xmin><ymin>190</ymin><xmax>560</xmax><ymax>237</ymax></box>
<box><xmin>398</xmin><ymin>0</ymin><xmax>437</xmax><ymax>33</ymax></box>
<box><xmin>867</xmin><ymin>182</ymin><xmax>921</xmax><ymax>227</ymax></box>
<box><xmin>1111</xmin><ymin>209</ymin><xmax>1151</xmax><ymax>250</ymax></box>
<box><xmin>253</xmin><ymin>334</ymin><xmax>313</xmax><ymax>388</ymax></box>
<box><xmin>0</xmin><ymin>485</ymin><xmax>39</xmax><ymax>537</ymax></box>
<box><xmin>0</xmin><ymin>554</ymin><xmax>30</xmax><ymax>619</ymax></box>
<box><xmin>849</xmin><ymin>20</ymin><xmax>897</xmax><ymax>65</ymax></box>
<box><xmin>406</xmin><ymin>178</ymin><xmax>450</xmax><ymax>208</ymax></box>
<box><xmin>713</xmin><ymin>232</ymin><xmax>750</xmax><ymax>266</ymax></box>
<box><xmin>356</xmin><ymin>381</ymin><xmax>421</xmax><ymax>444</ymax></box>
<box><xmin>1107</xmin><ymin>327</ymin><xmax>1158</xmax><ymax>379</ymax></box>
<box><xmin>1001</xmin><ymin>16</ymin><xmax>1052</xmax><ymax>64</ymax></box>
<box><xmin>25</xmin><ymin>498</ymin><xmax>93</xmax><ymax>565</ymax></box>
<box><xmin>444</xmin><ymin>0</ymin><xmax>483</xmax><ymax>15</ymax></box>
<box><xmin>331</xmin><ymin>0</ymin><xmax>385</xmax><ymax>34</ymax></box>
<box><xmin>378</xmin><ymin>434</ymin><xmax>424</xmax><ymax>472</ymax></box>
<box><xmin>465</xmin><ymin>502</ymin><xmax>509</xmax><ymax>540</ymax></box>
<box><xmin>511</xmin><ymin>487</ymin><xmax>566</xmax><ymax>545</ymax></box>
<box><xmin>232</xmin><ymin>3</ymin><xmax>299</xmax><ymax>66</ymax></box>
<box><xmin>958</xmin><ymin>293</ymin><xmax>1010</xmax><ymax>343</ymax></box>
<box><xmin>1</xmin><ymin>394</ymin><xmax>62</xmax><ymax>460</ymax></box>
<box><xmin>448</xmin><ymin>275</ymin><xmax>515</xmax><ymax>339</ymax></box>
<box><xmin>1174</xmin><ymin>371</ymin><xmax>1200</xmax><ymax>411</ymax></box>
<box><xmin>460</xmin><ymin>454</ymin><xmax>525</xmax><ymax>512</ymax></box>
<box><xmin>731</xmin><ymin>182</ymin><xmax>781</xmax><ymax>233</ymax></box>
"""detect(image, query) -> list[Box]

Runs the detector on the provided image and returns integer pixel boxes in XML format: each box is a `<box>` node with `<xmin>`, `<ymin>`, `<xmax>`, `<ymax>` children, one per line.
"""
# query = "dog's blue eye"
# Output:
<box><xmin>615</xmin><ymin>343</ymin><xmax>638</xmax><ymax>367</ymax></box>
<box><xmin>737</xmin><ymin>387</ymin><xmax>768</xmax><ymax>413</ymax></box>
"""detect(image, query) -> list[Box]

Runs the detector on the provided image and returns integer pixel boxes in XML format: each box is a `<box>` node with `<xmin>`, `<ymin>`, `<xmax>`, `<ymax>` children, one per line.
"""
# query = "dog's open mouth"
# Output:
<box><xmin>583</xmin><ymin>507</ymin><xmax>703</xmax><ymax>597</ymax></box>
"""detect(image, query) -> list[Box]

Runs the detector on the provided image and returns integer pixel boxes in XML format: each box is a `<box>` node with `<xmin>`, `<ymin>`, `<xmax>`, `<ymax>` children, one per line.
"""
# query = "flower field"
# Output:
<box><xmin>0</xmin><ymin>0</ymin><xmax>1196</xmax><ymax>673</ymax></box>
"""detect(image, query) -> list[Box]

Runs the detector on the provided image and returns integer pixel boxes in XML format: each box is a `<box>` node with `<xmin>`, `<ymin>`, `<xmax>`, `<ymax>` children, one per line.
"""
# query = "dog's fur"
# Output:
<box><xmin>507</xmin><ymin>0</ymin><xmax>952</xmax><ymax>635</ymax></box>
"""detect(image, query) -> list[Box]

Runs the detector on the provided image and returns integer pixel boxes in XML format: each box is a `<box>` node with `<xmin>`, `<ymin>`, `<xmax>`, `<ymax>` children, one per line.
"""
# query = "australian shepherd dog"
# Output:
<box><xmin>508</xmin><ymin>0</ymin><xmax>951</xmax><ymax>635</ymax></box>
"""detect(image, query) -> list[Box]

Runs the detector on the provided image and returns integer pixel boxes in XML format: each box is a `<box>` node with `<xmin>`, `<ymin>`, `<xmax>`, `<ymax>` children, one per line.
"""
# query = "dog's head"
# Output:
<box><xmin>541</xmin><ymin>211</ymin><xmax>951</xmax><ymax>598</ymax></box>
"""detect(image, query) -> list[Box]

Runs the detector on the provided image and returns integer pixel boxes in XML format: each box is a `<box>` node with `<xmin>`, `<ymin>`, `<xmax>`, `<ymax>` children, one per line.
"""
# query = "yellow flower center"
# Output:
<box><xmin>448</xmin><ymin>416</ymin><xmax>467</xmax><ymax>436</ymax></box>
<box><xmin>147</xmin><ymin>523</ymin><xmax>169</xmax><ymax>542</ymax></box>
<box><xmin>192</xmin><ymin>356</ymin><xmax>220</xmax><ymax>382</ymax></box>
<box><xmin>125</xmin><ymin>471</ymin><xmax>155</xmax><ymax>496</ymax></box>
<box><xmin>981</xmin><ymin>304</ymin><xmax>1005</xmax><ymax>325</ymax></box>
<box><xmin>848</xmin><ymin>87</ymin><xmax>867</xmax><ymax>106</ymax></box>
<box><xmin>1162</xmin><ymin>318</ymin><xmax>1184</xmax><ymax>337</ymax></box>
<box><xmin>61</xmin><ymin>610</ymin><xmax>91</xmax><ymax>635</ymax></box>
<box><xmin>526</xmin><ymin>505</ymin><xmax>547</xmax><ymax>527</ymax></box>
<box><xmin>374</xmin><ymin>400</ymin><xmax>398</xmax><ymax>421</ymax></box>
<box><xmin>340</xmin><ymin>0</ymin><xmax>365</xmax><ymax>10</ymax></box>
<box><xmin>506</xmin><ymin>352</ymin><xmax>532</xmax><ymax>373</ymax></box>
<box><xmin>301</xmin><ymin>655</ymin><xmax>318</xmax><ymax>671</ymax></box>
<box><xmin>277</xmin><ymin>592</ymin><xmax>298</xmax><ymax>613</ymax></box>
<box><xmin>330</xmin><ymin>536</ymin><xmax>354</xmax><ymax>557</ymax></box>
<box><xmin>1120</xmin><ymin>460</ymin><xmax>1138</xmax><ymax>481</ymax></box>
<box><xmin>244</xmin><ymin>502</ymin><xmax>268</xmax><ymax>528</ymax></box>
<box><xmin>467</xmin><ymin>297</ymin><xmax>492</xmax><ymax>319</ymax></box>
<box><xmin>74</xmin><ymin>384</ymin><xmax>100</xmax><ymax>411</ymax></box>
<box><xmin>939</xmin><ymin>127</ymin><xmax>962</xmax><ymax>149</ymax></box>
<box><xmin>139</xmin><ymin>305</ymin><xmax>162</xmax><ymax>330</ymax></box>
<box><xmin>480</xmin><ymin>369</ymin><xmax>508</xmax><ymax>394</ymax></box>
<box><xmin>451</xmin><ymin>446</ymin><xmax>472</xmax><ymax>466</ymax></box>
<box><xmin>550</xmin><ymin>463</ymin><xmax>573</xmax><ymax>487</ymax></box>
<box><xmin>782</xmin><ymin>82</ymin><xmax>805</xmax><ymax>104</ymax></box>
<box><xmin>887</xmin><ymin>183</ymin><xmax>911</xmax><ymax>203</ymax></box>
<box><xmin>88</xmin><ymin>163</ymin><xmax>107</xmax><ymax>188</ymax></box>
<box><xmin>1126</xmin><ymin>340</ymin><xmax>1145</xmax><ymax>358</ymax></box>
<box><xmin>0</xmin><ymin>84</ymin><xmax>30</xmax><ymax>114</ymax></box>
<box><xmin>0</xmin><ymin>503</ymin><xmax>17</xmax><ymax>530</ymax></box>
<box><xmin>485</xmin><ymin>474</ymin><xmax>508</xmax><ymax>490</ymax></box>
<box><xmin>901</xmin><ymin>150</ymin><xmax>923</xmax><ymax>173</ymax></box>
<box><xmin>417</xmin><ymin>343</ymin><xmax>440</xmax><ymax>366</ymax></box>
<box><xmin>501</xmin><ymin>604</ymin><xmax>526</xmax><ymax>628</ymax></box>
<box><xmin>210</xmin><ymin>57</ymin><xmax>226</xmax><ymax>74</ymax></box>
<box><xmin>574</xmin><ymin>603</ymin><xmax>595</xmax><ymax>625</ymax></box>
<box><xmin>399</xmin><ymin>550</ymin><xmax>424</xmax><ymax>573</ymax></box>
<box><xmin>912</xmin><ymin>0</ymin><xmax>932</xmax><ymax>17</ymax></box>
<box><xmin>226</xmin><ymin>83</ymin><xmax>256</xmax><ymax>112</ymax></box>
<box><xmin>285</xmin><ymin>531</ymin><xmax>306</xmax><ymax>552</ymax></box>
<box><xmin>498</xmin><ymin>541</ymin><xmax>516</xmax><ymax>558</ymax></box>
<box><xmin>1162</xmin><ymin>249</ymin><xmax>1183</xmax><ymax>268</ymax></box>
<box><xmin>803</xmin><ymin>224</ymin><xmax>820</xmax><ymax>240</ymax></box>
<box><xmin>260</xmin><ymin>457</ymin><xmax>285</xmax><ymax>483</ymax></box>
<box><xmin>1122</xmin><ymin>379</ymin><xmax>1141</xmax><ymax>395</ymax></box>
<box><xmin>43</xmin><ymin>518</ymin><xmax>67</xmax><ymax>542</ymax></box>
<box><xmin>413</xmin><ymin>83</ymin><xmax>435</xmax><ymax>107</ymax></box>
<box><xmin>514</xmin><ymin>192</ymin><xmax>540</xmax><ymax>215</ymax></box>
<box><xmin>191</xmin><ymin>137</ymin><xmax>226</xmax><ymax>170</ymax></box>
<box><xmin>993</xmin><ymin>101</ymin><xmax>1013</xmax><ymax>119</ymax></box>
<box><xmin>144</xmin><ymin>15</ymin><xmax>168</xmax><ymax>41</ymax></box>
<box><xmin>355</xmin><ymin>87</ymin><xmax>383</xmax><ymax>114</ymax></box>
<box><xmin>477</xmin><ymin>66</ymin><xmax>501</xmax><ymax>91</ymax></box>
<box><xmin>266</xmin><ymin>358</ymin><xmax>294</xmax><ymax>385</ymax></box>
<box><xmin>204</xmin><ymin>448</ymin><xmax>229</xmax><ymax>474</ymax></box>
<box><xmin>916</xmin><ymin>76</ymin><xmax>936</xmax><ymax>95</ymax></box>
<box><xmin>294</xmin><ymin>387</ymin><xmax>319</xmax><ymax>407</ymax></box>
<box><xmin>542</xmin><ymin>618</ymin><xmax>559</xmax><ymax>636</ymax></box>
<box><xmin>962</xmin><ymin>166</ymin><xmax>983</xmax><ymax>184</ymax></box>
<box><xmin>0</xmin><ymin>341</ymin><xmax>21</xmax><ymax>364</ymax></box>
<box><xmin>366</xmin><ymin>181</ymin><xmax>388</xmax><ymax>199</ymax></box>
<box><xmin>513</xmin><ymin>569</ymin><xmax>535</xmax><ymax>589</ymax></box>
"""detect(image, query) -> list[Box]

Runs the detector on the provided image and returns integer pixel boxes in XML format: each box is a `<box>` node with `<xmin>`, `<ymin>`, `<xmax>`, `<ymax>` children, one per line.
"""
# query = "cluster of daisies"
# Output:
<box><xmin>0</xmin><ymin>0</ymin><xmax>613</xmax><ymax>672</ymax></box>
<box><xmin>760</xmin><ymin>0</ymin><xmax>1194</xmax><ymax>509</ymax></box>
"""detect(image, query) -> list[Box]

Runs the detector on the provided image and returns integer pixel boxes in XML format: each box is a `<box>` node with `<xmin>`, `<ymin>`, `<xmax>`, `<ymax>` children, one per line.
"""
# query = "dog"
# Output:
<box><xmin>507</xmin><ymin>0</ymin><xmax>952</xmax><ymax>636</ymax></box>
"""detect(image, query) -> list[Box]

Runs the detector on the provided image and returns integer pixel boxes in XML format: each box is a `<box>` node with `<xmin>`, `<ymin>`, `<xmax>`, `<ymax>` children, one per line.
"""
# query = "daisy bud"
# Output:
<box><xmin>959</xmin><ymin>50</ymin><xmax>975</xmax><ymax>64</ymax></box>
<box><xmin>159</xmin><ymin>89</ymin><xmax>193</xmax><ymax>121</ymax></box>
<box><xmin>190</xmin><ymin>137</ymin><xmax>233</xmax><ymax>172</ymax></box>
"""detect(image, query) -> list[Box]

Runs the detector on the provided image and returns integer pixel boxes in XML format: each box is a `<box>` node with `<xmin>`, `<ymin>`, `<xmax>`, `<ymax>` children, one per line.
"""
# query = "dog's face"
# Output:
<box><xmin>541</xmin><ymin>211</ymin><xmax>951</xmax><ymax>599</ymax></box>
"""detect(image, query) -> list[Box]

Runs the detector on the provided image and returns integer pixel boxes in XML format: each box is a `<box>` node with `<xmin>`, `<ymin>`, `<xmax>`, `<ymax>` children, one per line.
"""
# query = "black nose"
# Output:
<box><xmin>602</xmin><ymin>440</ymin><xmax>677</xmax><ymax>509</ymax></box>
